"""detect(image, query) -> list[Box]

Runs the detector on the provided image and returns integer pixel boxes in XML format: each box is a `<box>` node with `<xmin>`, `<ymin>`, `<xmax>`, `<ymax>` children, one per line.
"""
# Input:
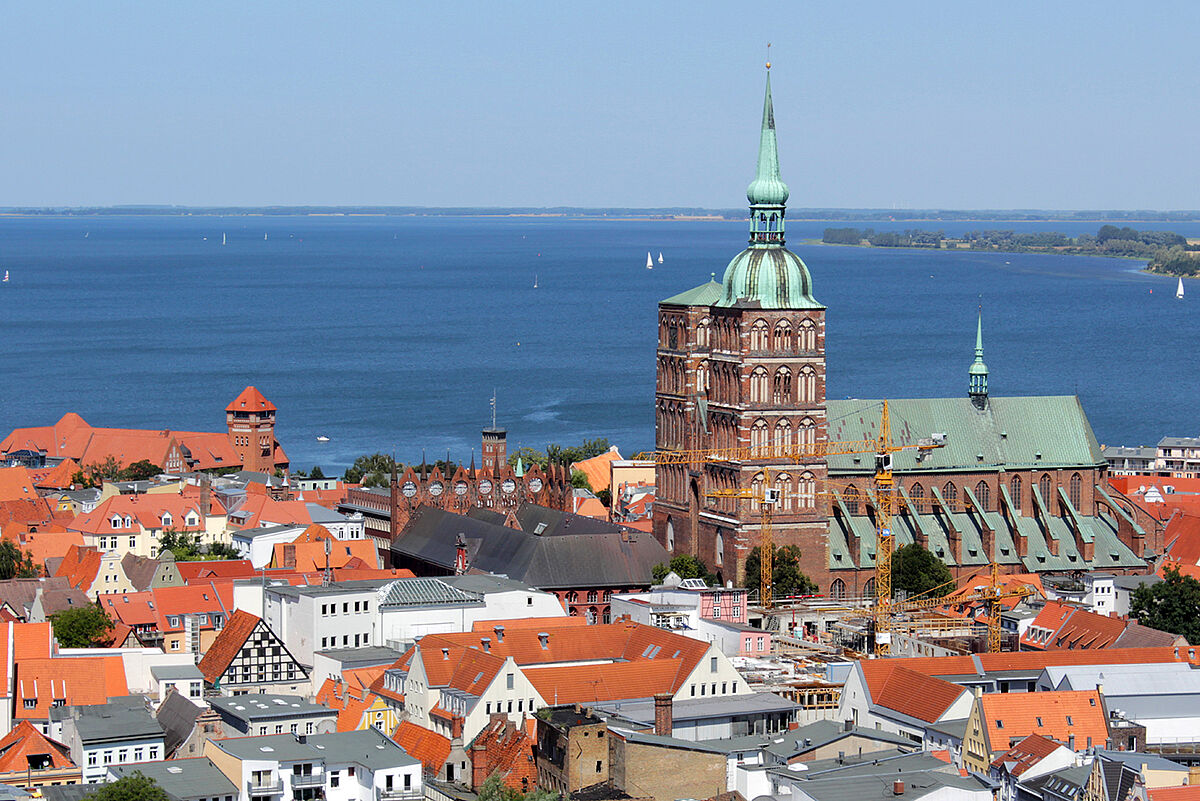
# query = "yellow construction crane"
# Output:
<box><xmin>637</xmin><ymin>400</ymin><xmax>944</xmax><ymax>613</ymax></box>
<box><xmin>858</xmin><ymin>561</ymin><xmax>1033</xmax><ymax>653</ymax></box>
<box><xmin>705</xmin><ymin>467</ymin><xmax>780</xmax><ymax>607</ymax></box>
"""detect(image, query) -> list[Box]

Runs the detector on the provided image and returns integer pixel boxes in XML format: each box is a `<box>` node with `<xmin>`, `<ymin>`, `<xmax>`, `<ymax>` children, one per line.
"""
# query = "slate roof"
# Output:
<box><xmin>394</xmin><ymin>506</ymin><xmax>668</xmax><ymax>589</ymax></box>
<box><xmin>826</xmin><ymin>396</ymin><xmax>1106</xmax><ymax>475</ymax></box>
<box><xmin>155</xmin><ymin>690</ymin><xmax>203</xmax><ymax>757</ymax></box>
<box><xmin>107</xmin><ymin>757</ymin><xmax>238</xmax><ymax>800</ymax></box>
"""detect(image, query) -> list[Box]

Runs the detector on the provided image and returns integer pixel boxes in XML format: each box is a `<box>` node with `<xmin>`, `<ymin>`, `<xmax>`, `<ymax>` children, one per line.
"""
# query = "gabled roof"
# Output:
<box><xmin>196</xmin><ymin>609</ymin><xmax>263</xmax><ymax>683</ymax></box>
<box><xmin>979</xmin><ymin>690</ymin><xmax>1108</xmax><ymax>754</ymax></box>
<box><xmin>53</xmin><ymin>545</ymin><xmax>102</xmax><ymax>593</ymax></box>
<box><xmin>989</xmin><ymin>733</ymin><xmax>1065</xmax><ymax>775</ymax></box>
<box><xmin>524</xmin><ymin>660</ymin><xmax>684</xmax><ymax>704</ymax></box>
<box><xmin>175</xmin><ymin>559</ymin><xmax>257</xmax><ymax>582</ymax></box>
<box><xmin>392</xmin><ymin>721</ymin><xmax>451</xmax><ymax>774</ymax></box>
<box><xmin>0</xmin><ymin>468</ymin><xmax>37</xmax><ymax>503</ymax></box>
<box><xmin>570</xmin><ymin>448</ymin><xmax>622</xmax><ymax>494</ymax></box>
<box><xmin>71</xmin><ymin>495</ymin><xmax>206</xmax><ymax>536</ymax></box>
<box><xmin>0</xmin><ymin>720</ymin><xmax>75</xmax><ymax>772</ymax></box>
<box><xmin>858</xmin><ymin>661</ymin><xmax>967</xmax><ymax>724</ymax></box>
<box><xmin>155</xmin><ymin>690</ymin><xmax>203</xmax><ymax>757</ymax></box>
<box><xmin>1021</xmin><ymin>601</ymin><xmax>1127</xmax><ymax>650</ymax></box>
<box><xmin>660</xmin><ymin>279</ymin><xmax>723</xmax><ymax>307</ymax></box>
<box><xmin>315</xmin><ymin>677</ymin><xmax>382</xmax><ymax>732</ymax></box>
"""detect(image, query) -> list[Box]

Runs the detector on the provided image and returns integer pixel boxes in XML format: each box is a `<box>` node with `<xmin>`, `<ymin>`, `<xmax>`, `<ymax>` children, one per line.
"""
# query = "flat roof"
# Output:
<box><xmin>209</xmin><ymin>694</ymin><xmax>335</xmax><ymax>723</ymax></box>
<box><xmin>212</xmin><ymin>728</ymin><xmax>420</xmax><ymax>770</ymax></box>
<box><xmin>108</xmin><ymin>757</ymin><xmax>238</xmax><ymax>798</ymax></box>
<box><xmin>151</xmin><ymin>664</ymin><xmax>205</xmax><ymax>681</ymax></box>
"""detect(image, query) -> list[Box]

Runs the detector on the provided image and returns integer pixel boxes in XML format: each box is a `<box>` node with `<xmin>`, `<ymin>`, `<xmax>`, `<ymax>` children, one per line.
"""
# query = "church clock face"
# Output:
<box><xmin>401</xmin><ymin>481</ymin><xmax>418</xmax><ymax>498</ymax></box>
<box><xmin>529</xmin><ymin>477</ymin><xmax>544</xmax><ymax>493</ymax></box>
<box><xmin>501</xmin><ymin>478</ymin><xmax>516</xmax><ymax>494</ymax></box>
<box><xmin>478</xmin><ymin>479</ymin><xmax>493</xmax><ymax>495</ymax></box>
<box><xmin>429</xmin><ymin>481</ymin><xmax>444</xmax><ymax>497</ymax></box>
<box><xmin>454</xmin><ymin>481</ymin><xmax>468</xmax><ymax>496</ymax></box>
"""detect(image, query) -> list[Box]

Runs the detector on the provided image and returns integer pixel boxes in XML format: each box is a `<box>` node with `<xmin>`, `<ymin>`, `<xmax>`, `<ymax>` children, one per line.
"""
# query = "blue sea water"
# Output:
<box><xmin>0</xmin><ymin>215</ymin><xmax>1194</xmax><ymax>474</ymax></box>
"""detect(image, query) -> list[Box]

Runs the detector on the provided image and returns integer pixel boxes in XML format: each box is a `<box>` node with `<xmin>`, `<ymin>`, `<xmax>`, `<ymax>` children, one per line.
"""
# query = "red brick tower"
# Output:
<box><xmin>652</xmin><ymin>67</ymin><xmax>830</xmax><ymax>587</ymax></box>
<box><xmin>482</xmin><ymin>427</ymin><xmax>507</xmax><ymax>476</ymax></box>
<box><xmin>226</xmin><ymin>386</ymin><xmax>277</xmax><ymax>474</ymax></box>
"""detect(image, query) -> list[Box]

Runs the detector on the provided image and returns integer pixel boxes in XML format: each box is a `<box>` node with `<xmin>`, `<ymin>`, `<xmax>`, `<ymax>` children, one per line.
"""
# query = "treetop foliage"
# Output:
<box><xmin>50</xmin><ymin>604</ymin><xmax>114</xmax><ymax>649</ymax></box>
<box><xmin>890</xmin><ymin>543</ymin><xmax>954</xmax><ymax>600</ymax></box>
<box><xmin>1131</xmin><ymin>566</ymin><xmax>1200</xmax><ymax>644</ymax></box>
<box><xmin>745</xmin><ymin>545</ymin><xmax>817</xmax><ymax>598</ymax></box>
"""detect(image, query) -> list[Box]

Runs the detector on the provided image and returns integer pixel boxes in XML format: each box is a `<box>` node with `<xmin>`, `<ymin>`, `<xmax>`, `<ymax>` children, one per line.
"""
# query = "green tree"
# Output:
<box><xmin>309</xmin><ymin>465</ymin><xmax>326</xmax><ymax>479</ymax></box>
<box><xmin>570</xmin><ymin>469</ymin><xmax>591</xmax><ymax>490</ymax></box>
<box><xmin>71</xmin><ymin>455</ymin><xmax>124</xmax><ymax>489</ymax></box>
<box><xmin>83</xmin><ymin>772</ymin><xmax>170</xmax><ymax>801</ymax></box>
<box><xmin>476</xmin><ymin>773</ymin><xmax>566</xmax><ymax>801</ymax></box>
<box><xmin>0</xmin><ymin>539</ymin><xmax>40</xmax><ymax>579</ymax></box>
<box><xmin>158</xmin><ymin>530</ymin><xmax>241</xmax><ymax>562</ymax></box>
<box><xmin>343</xmin><ymin>453</ymin><xmax>398</xmax><ymax>486</ymax></box>
<box><xmin>508</xmin><ymin>447</ymin><xmax>547</xmax><ymax>468</ymax></box>
<box><xmin>744</xmin><ymin>545</ymin><xmax>817</xmax><ymax>598</ymax></box>
<box><xmin>50</xmin><ymin>605</ymin><xmax>114</xmax><ymax>648</ymax></box>
<box><xmin>890</xmin><ymin>543</ymin><xmax>954</xmax><ymax>599</ymax></box>
<box><xmin>651</xmin><ymin>554</ymin><xmax>717</xmax><ymax>585</ymax></box>
<box><xmin>1131</xmin><ymin>566</ymin><xmax>1200</xmax><ymax>644</ymax></box>
<box><xmin>117</xmin><ymin>459</ymin><xmax>162</xmax><ymax>481</ymax></box>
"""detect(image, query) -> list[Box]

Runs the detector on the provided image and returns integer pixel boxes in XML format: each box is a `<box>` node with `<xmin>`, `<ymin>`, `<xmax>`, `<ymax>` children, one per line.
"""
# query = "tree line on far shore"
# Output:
<box><xmin>822</xmin><ymin>225</ymin><xmax>1199</xmax><ymax>276</ymax></box>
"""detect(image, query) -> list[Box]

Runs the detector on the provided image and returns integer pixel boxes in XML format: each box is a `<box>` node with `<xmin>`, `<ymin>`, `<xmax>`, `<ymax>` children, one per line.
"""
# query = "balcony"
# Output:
<box><xmin>377</xmin><ymin>789</ymin><xmax>423</xmax><ymax>801</ymax></box>
<box><xmin>291</xmin><ymin>773</ymin><xmax>325</xmax><ymax>788</ymax></box>
<box><xmin>246</xmin><ymin>778</ymin><xmax>283</xmax><ymax>796</ymax></box>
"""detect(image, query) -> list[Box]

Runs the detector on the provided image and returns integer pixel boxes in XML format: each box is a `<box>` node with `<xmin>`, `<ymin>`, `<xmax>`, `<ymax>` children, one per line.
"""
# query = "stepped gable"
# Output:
<box><xmin>859</xmin><ymin>661</ymin><xmax>967</xmax><ymax>724</ymax></box>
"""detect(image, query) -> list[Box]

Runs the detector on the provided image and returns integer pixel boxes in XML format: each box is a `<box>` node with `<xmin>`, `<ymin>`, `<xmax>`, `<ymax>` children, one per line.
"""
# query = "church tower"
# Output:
<box><xmin>226</xmin><ymin>386</ymin><xmax>277</xmax><ymax>474</ymax></box>
<box><xmin>969</xmin><ymin>312</ymin><xmax>989</xmax><ymax>408</ymax></box>
<box><xmin>652</xmin><ymin>66</ymin><xmax>830</xmax><ymax>586</ymax></box>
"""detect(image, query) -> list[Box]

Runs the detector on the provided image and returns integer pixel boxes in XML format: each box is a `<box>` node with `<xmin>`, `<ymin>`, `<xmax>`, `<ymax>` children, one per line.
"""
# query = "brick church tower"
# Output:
<box><xmin>226</xmin><ymin>386</ymin><xmax>277</xmax><ymax>474</ymax></box>
<box><xmin>652</xmin><ymin>67</ymin><xmax>831</xmax><ymax>587</ymax></box>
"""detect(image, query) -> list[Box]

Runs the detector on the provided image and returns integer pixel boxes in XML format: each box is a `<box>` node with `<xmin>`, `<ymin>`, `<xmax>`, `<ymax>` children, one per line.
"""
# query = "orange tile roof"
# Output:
<box><xmin>859</xmin><ymin>661</ymin><xmax>967</xmax><ymax>723</ymax></box>
<box><xmin>7</xmin><ymin>528</ymin><xmax>83</xmax><ymax>572</ymax></box>
<box><xmin>573</xmin><ymin>497</ymin><xmax>608</xmax><ymax>520</ymax></box>
<box><xmin>1019</xmin><ymin>601</ymin><xmax>1127</xmax><ymax>650</ymax></box>
<box><xmin>101</xmin><ymin>583</ymin><xmax>231</xmax><ymax>632</ymax></box>
<box><xmin>54</xmin><ymin>545</ymin><xmax>102</xmax><ymax>593</ymax></box>
<box><xmin>342</xmin><ymin>665</ymin><xmax>386</xmax><ymax>691</ymax></box>
<box><xmin>1166</xmin><ymin>513</ymin><xmax>1200</xmax><ymax>566</ymax></box>
<box><xmin>470</xmin><ymin>617</ymin><xmax>588</xmax><ymax>632</ymax></box>
<box><xmin>315</xmin><ymin>677</ymin><xmax>380</xmax><ymax>732</ymax></box>
<box><xmin>14</xmin><ymin>655</ymin><xmax>128</xmax><ymax>719</ymax></box>
<box><xmin>989</xmin><ymin>734</ymin><xmax>1065</xmax><ymax>775</ymax></box>
<box><xmin>392</xmin><ymin>721</ymin><xmax>451</xmax><ymax>774</ymax></box>
<box><xmin>979</xmin><ymin>690</ymin><xmax>1108</xmax><ymax>754</ymax></box>
<box><xmin>1150</xmin><ymin>787</ymin><xmax>1200</xmax><ymax>801</ymax></box>
<box><xmin>228</xmin><ymin>495</ymin><xmax>313</xmax><ymax>529</ymax></box>
<box><xmin>71</xmin><ymin>495</ymin><xmax>206</xmax><ymax>537</ymax></box>
<box><xmin>175</xmin><ymin>560</ymin><xmax>258</xmax><ymax>582</ymax></box>
<box><xmin>30</xmin><ymin>459</ymin><xmax>79</xmax><ymax>491</ymax></box>
<box><xmin>13</xmin><ymin>623</ymin><xmax>54</xmax><ymax>661</ymax></box>
<box><xmin>270</xmin><ymin>538</ymin><xmax>380</xmax><ymax>571</ymax></box>
<box><xmin>227</xmin><ymin>386</ymin><xmax>276</xmax><ymax>413</ymax></box>
<box><xmin>197</xmin><ymin>609</ymin><xmax>261</xmax><ymax>684</ymax></box>
<box><xmin>0</xmin><ymin>720</ymin><xmax>76</xmax><ymax>772</ymax></box>
<box><xmin>469</xmin><ymin>717</ymin><xmax>536</xmax><ymax>793</ymax></box>
<box><xmin>0</xmin><ymin>468</ymin><xmax>37</xmax><ymax>503</ymax></box>
<box><xmin>525</xmin><ymin>660</ymin><xmax>684</xmax><ymax>704</ymax></box>
<box><xmin>570</xmin><ymin>449</ymin><xmax>621</xmax><ymax>493</ymax></box>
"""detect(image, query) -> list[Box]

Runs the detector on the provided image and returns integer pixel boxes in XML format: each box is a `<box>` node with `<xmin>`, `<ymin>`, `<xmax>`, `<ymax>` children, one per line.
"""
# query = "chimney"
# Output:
<box><xmin>441</xmin><ymin>647</ymin><xmax>450</xmax><ymax>661</ymax></box>
<box><xmin>1187</xmin><ymin>765</ymin><xmax>1200</xmax><ymax>785</ymax></box>
<box><xmin>843</xmin><ymin>719</ymin><xmax>853</xmax><ymax>732</ymax></box>
<box><xmin>653</xmin><ymin>693</ymin><xmax>673</xmax><ymax>736</ymax></box>
<box><xmin>493</xmin><ymin>625</ymin><xmax>505</xmax><ymax>643</ymax></box>
<box><xmin>538</xmin><ymin>632</ymin><xmax>549</xmax><ymax>650</ymax></box>
<box><xmin>481</xmin><ymin>637</ymin><xmax>491</xmax><ymax>653</ymax></box>
<box><xmin>893</xmin><ymin>780</ymin><xmax>905</xmax><ymax>796</ymax></box>
<box><xmin>1069</xmin><ymin>734</ymin><xmax>1075</xmax><ymax>751</ymax></box>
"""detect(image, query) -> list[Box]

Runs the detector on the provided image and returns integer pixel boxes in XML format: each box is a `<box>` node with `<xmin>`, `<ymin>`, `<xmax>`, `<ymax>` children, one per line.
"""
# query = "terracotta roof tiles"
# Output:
<box><xmin>14</xmin><ymin>655</ymin><xmax>128</xmax><ymax>719</ymax></box>
<box><xmin>989</xmin><ymin>733</ymin><xmax>1065</xmax><ymax>775</ymax></box>
<box><xmin>980</xmin><ymin>690</ymin><xmax>1108</xmax><ymax>755</ymax></box>
<box><xmin>197</xmin><ymin>609</ymin><xmax>261</xmax><ymax>684</ymax></box>
<box><xmin>392</xmin><ymin>721</ymin><xmax>452</xmax><ymax>774</ymax></box>
<box><xmin>859</xmin><ymin>661</ymin><xmax>967</xmax><ymax>723</ymax></box>
<box><xmin>0</xmin><ymin>720</ymin><xmax>76</xmax><ymax>772</ymax></box>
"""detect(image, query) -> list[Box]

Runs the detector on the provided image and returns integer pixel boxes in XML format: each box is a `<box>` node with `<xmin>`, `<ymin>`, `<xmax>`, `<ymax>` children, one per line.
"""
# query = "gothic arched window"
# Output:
<box><xmin>1010</xmin><ymin>475</ymin><xmax>1022</xmax><ymax>508</ymax></box>
<box><xmin>774</xmin><ymin>418</ymin><xmax>792</xmax><ymax>450</ymax></box>
<box><xmin>909</xmin><ymin>483</ymin><xmax>925</xmax><ymax>513</ymax></box>
<box><xmin>1040</xmin><ymin>474</ymin><xmax>1053</xmax><ymax>503</ymax></box>
<box><xmin>751</xmin><ymin>419</ymin><xmax>769</xmax><ymax>452</ymax></box>
<box><xmin>750</xmin><ymin>367</ymin><xmax>769</xmax><ymax>403</ymax></box>
<box><xmin>774</xmin><ymin>319</ymin><xmax>793</xmax><ymax>352</ymax></box>
<box><xmin>943</xmin><ymin>482</ymin><xmax>958</xmax><ymax>503</ymax></box>
<box><xmin>666</xmin><ymin>517</ymin><xmax>675</xmax><ymax>552</ymax></box>
<box><xmin>798</xmin><ymin>318</ymin><xmax>816</xmax><ymax>351</ymax></box>
<box><xmin>715</xmin><ymin>531</ymin><xmax>724</xmax><ymax>566</ymax></box>
<box><xmin>697</xmin><ymin>318</ymin><xmax>711</xmax><ymax>349</ymax></box>
<box><xmin>799</xmin><ymin>366</ymin><xmax>817</xmax><ymax>403</ymax></box>
<box><xmin>798</xmin><ymin>472</ymin><xmax>815</xmax><ymax>508</ymax></box>
<box><xmin>844</xmin><ymin>486</ymin><xmax>860</xmax><ymax>514</ymax></box>
<box><xmin>830</xmin><ymin>579</ymin><xmax>846</xmax><ymax>600</ymax></box>
<box><xmin>975</xmin><ymin>480</ymin><xmax>991</xmax><ymax>511</ymax></box>
<box><xmin>775</xmin><ymin>473</ymin><xmax>792</xmax><ymax>511</ymax></box>
<box><xmin>1069</xmin><ymin>473</ymin><xmax>1082</xmax><ymax>509</ymax></box>
<box><xmin>750</xmin><ymin>319</ymin><xmax>769</xmax><ymax>350</ymax></box>
<box><xmin>773</xmin><ymin>366</ymin><xmax>792</xmax><ymax>405</ymax></box>
<box><xmin>799</xmin><ymin>418</ymin><xmax>816</xmax><ymax>448</ymax></box>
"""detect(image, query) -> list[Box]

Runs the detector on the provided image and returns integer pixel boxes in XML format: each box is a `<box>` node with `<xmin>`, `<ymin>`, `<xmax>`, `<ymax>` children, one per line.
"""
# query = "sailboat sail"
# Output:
<box><xmin>1178</xmin><ymin>277</ymin><xmax>1185</xmax><ymax>299</ymax></box>
<box><xmin>658</xmin><ymin>252</ymin><xmax>663</xmax><ymax>264</ymax></box>
<box><xmin>2</xmin><ymin>271</ymin><xmax>8</xmax><ymax>283</ymax></box>
<box><xmin>646</xmin><ymin>251</ymin><xmax>653</xmax><ymax>270</ymax></box>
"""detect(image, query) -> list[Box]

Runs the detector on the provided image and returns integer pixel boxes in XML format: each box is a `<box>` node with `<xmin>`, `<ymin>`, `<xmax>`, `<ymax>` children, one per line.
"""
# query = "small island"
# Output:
<box><xmin>821</xmin><ymin>224</ymin><xmax>1200</xmax><ymax>276</ymax></box>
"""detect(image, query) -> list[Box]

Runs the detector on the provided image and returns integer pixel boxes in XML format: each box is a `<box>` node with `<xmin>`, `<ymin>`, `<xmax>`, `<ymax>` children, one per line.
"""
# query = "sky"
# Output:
<box><xmin>2</xmin><ymin>1</ymin><xmax>1199</xmax><ymax>209</ymax></box>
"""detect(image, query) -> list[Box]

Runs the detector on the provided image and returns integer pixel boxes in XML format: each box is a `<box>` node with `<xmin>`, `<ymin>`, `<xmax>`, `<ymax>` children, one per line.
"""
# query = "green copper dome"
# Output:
<box><xmin>717</xmin><ymin>248</ymin><xmax>822</xmax><ymax>309</ymax></box>
<box><xmin>714</xmin><ymin>68</ymin><xmax>821</xmax><ymax>311</ymax></box>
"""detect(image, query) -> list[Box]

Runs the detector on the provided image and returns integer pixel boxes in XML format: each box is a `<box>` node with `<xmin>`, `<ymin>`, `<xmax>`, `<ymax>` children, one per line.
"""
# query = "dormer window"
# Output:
<box><xmin>123</xmin><ymin>515</ymin><xmax>132</xmax><ymax>528</ymax></box>
<box><xmin>161</xmin><ymin>513</ymin><xmax>172</xmax><ymax>527</ymax></box>
<box><xmin>186</xmin><ymin>515</ymin><xmax>197</xmax><ymax>525</ymax></box>
<box><xmin>110</xmin><ymin>515</ymin><xmax>122</xmax><ymax>529</ymax></box>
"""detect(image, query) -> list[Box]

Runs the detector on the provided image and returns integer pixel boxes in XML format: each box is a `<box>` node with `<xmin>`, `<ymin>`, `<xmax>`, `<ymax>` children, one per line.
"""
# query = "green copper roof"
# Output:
<box><xmin>715</xmin><ymin>247</ymin><xmax>823</xmax><ymax>309</ymax></box>
<box><xmin>660</xmin><ymin>277</ymin><xmax>722</xmax><ymax>306</ymax></box>
<box><xmin>969</xmin><ymin>313</ymin><xmax>988</xmax><ymax>377</ymax></box>
<box><xmin>825</xmin><ymin>396</ymin><xmax>1106</xmax><ymax>475</ymax></box>
<box><xmin>746</xmin><ymin>72</ymin><xmax>789</xmax><ymax>206</ymax></box>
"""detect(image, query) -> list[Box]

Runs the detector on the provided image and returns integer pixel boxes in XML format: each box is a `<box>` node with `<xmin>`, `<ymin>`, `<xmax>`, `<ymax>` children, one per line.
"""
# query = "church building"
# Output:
<box><xmin>651</xmin><ymin>68</ymin><xmax>1163</xmax><ymax>596</ymax></box>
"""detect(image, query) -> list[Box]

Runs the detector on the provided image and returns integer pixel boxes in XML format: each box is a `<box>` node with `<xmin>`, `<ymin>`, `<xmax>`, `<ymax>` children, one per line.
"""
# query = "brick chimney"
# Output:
<box><xmin>653</xmin><ymin>693</ymin><xmax>673</xmax><ymax>736</ymax></box>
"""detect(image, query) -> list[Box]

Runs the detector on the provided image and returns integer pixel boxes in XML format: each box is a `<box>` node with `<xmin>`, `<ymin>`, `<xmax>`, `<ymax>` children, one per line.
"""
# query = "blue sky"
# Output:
<box><xmin>3</xmin><ymin>1</ymin><xmax>1199</xmax><ymax>208</ymax></box>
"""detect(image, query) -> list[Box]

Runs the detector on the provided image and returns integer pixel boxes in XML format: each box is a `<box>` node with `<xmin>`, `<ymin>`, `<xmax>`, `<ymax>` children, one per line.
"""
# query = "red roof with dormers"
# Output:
<box><xmin>979</xmin><ymin>690</ymin><xmax>1108</xmax><ymax>754</ymax></box>
<box><xmin>226</xmin><ymin>386</ymin><xmax>276</xmax><ymax>413</ymax></box>
<box><xmin>14</xmin><ymin>655</ymin><xmax>128</xmax><ymax>720</ymax></box>
<box><xmin>100</xmin><ymin>582</ymin><xmax>231</xmax><ymax>634</ymax></box>
<box><xmin>0</xmin><ymin>720</ymin><xmax>76</xmax><ymax>773</ymax></box>
<box><xmin>226</xmin><ymin>494</ymin><xmax>312</xmax><ymax>529</ymax></box>
<box><xmin>70</xmin><ymin>495</ymin><xmax>207</xmax><ymax>537</ymax></box>
<box><xmin>989</xmin><ymin>733</ymin><xmax>1067</xmax><ymax>776</ymax></box>
<box><xmin>1019</xmin><ymin>601</ymin><xmax>1127</xmax><ymax>651</ymax></box>
<box><xmin>29</xmin><ymin>459</ymin><xmax>79</xmax><ymax>491</ymax></box>
<box><xmin>0</xmin><ymin>468</ymin><xmax>37</xmax><ymax>502</ymax></box>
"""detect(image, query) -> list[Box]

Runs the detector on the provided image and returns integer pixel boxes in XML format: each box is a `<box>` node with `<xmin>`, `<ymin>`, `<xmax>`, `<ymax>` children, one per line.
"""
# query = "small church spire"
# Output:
<box><xmin>745</xmin><ymin>59</ymin><xmax>789</xmax><ymax>247</ymax></box>
<box><xmin>969</xmin><ymin>309</ymin><xmax>989</xmax><ymax>407</ymax></box>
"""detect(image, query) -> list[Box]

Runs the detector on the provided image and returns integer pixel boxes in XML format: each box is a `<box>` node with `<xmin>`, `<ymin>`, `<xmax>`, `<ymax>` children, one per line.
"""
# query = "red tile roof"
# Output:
<box><xmin>315</xmin><ymin>677</ymin><xmax>381</xmax><ymax>733</ymax></box>
<box><xmin>270</xmin><ymin>537</ymin><xmax>380</xmax><ymax>571</ymax></box>
<box><xmin>175</xmin><ymin>560</ymin><xmax>258</xmax><ymax>582</ymax></box>
<box><xmin>14</xmin><ymin>655</ymin><xmax>128</xmax><ymax>719</ymax></box>
<box><xmin>196</xmin><ymin>609</ymin><xmax>261</xmax><ymax>684</ymax></box>
<box><xmin>470</xmin><ymin>617</ymin><xmax>588</xmax><ymax>632</ymax></box>
<box><xmin>1166</xmin><ymin>513</ymin><xmax>1200</xmax><ymax>566</ymax></box>
<box><xmin>525</xmin><ymin>660</ymin><xmax>685</xmax><ymax>705</ymax></box>
<box><xmin>859</xmin><ymin>661</ymin><xmax>967</xmax><ymax>723</ymax></box>
<box><xmin>979</xmin><ymin>690</ymin><xmax>1108</xmax><ymax>754</ymax></box>
<box><xmin>989</xmin><ymin>733</ymin><xmax>1066</xmax><ymax>775</ymax></box>
<box><xmin>392</xmin><ymin>721</ymin><xmax>452</xmax><ymax>774</ymax></box>
<box><xmin>469</xmin><ymin>717</ymin><xmax>537</xmax><ymax>793</ymax></box>
<box><xmin>0</xmin><ymin>469</ymin><xmax>37</xmax><ymax>503</ymax></box>
<box><xmin>1020</xmin><ymin>601</ymin><xmax>1127</xmax><ymax>650</ymax></box>
<box><xmin>71</xmin><ymin>495</ymin><xmax>206</xmax><ymax>537</ymax></box>
<box><xmin>53</xmin><ymin>545</ymin><xmax>102</xmax><ymax>593</ymax></box>
<box><xmin>570</xmin><ymin>448</ymin><xmax>621</xmax><ymax>493</ymax></box>
<box><xmin>0</xmin><ymin>720</ymin><xmax>76</xmax><ymax>772</ymax></box>
<box><xmin>1150</xmin><ymin>787</ymin><xmax>1200</xmax><ymax>801</ymax></box>
<box><xmin>226</xmin><ymin>386</ymin><xmax>276</xmax><ymax>413</ymax></box>
<box><xmin>30</xmin><ymin>460</ymin><xmax>79</xmax><ymax>491</ymax></box>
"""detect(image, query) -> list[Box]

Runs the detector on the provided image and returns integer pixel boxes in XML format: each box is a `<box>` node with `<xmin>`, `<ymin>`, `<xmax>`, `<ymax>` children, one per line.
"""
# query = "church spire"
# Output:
<box><xmin>969</xmin><ymin>310</ymin><xmax>989</xmax><ymax>407</ymax></box>
<box><xmin>745</xmin><ymin>64</ymin><xmax>789</xmax><ymax>246</ymax></box>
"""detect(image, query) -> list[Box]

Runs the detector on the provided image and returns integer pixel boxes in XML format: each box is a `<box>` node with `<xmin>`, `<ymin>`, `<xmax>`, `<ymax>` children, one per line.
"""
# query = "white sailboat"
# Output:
<box><xmin>533</xmin><ymin>274</ymin><xmax>539</xmax><ymax>289</ymax></box>
<box><xmin>658</xmin><ymin>252</ymin><xmax>663</xmax><ymax>264</ymax></box>
<box><xmin>646</xmin><ymin>251</ymin><xmax>654</xmax><ymax>270</ymax></box>
<box><xmin>222</xmin><ymin>232</ymin><xmax>227</xmax><ymax>246</ymax></box>
<box><xmin>1178</xmin><ymin>277</ymin><xmax>1185</xmax><ymax>299</ymax></box>
<box><xmin>264</xmin><ymin>233</ymin><xmax>268</xmax><ymax>241</ymax></box>
<box><xmin>2</xmin><ymin>270</ymin><xmax>8</xmax><ymax>283</ymax></box>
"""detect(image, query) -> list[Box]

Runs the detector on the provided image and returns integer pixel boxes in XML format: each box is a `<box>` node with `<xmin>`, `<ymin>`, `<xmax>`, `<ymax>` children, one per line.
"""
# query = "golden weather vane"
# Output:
<box><xmin>766</xmin><ymin>42</ymin><xmax>772</xmax><ymax>69</ymax></box>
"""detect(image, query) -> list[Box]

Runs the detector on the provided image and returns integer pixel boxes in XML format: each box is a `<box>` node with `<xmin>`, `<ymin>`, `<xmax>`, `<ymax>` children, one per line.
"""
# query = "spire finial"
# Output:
<box><xmin>969</xmin><ymin>305</ymin><xmax>989</xmax><ymax>406</ymax></box>
<box><xmin>746</xmin><ymin>62</ymin><xmax>789</xmax><ymax>233</ymax></box>
<box><xmin>766</xmin><ymin>42</ymin><xmax>771</xmax><ymax>70</ymax></box>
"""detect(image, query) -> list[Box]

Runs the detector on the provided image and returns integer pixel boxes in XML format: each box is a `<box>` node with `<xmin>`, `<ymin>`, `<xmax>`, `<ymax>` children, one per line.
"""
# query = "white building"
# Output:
<box><xmin>837</xmin><ymin>660</ymin><xmax>973</xmax><ymax>743</ymax></box>
<box><xmin>53</xmin><ymin>697</ymin><xmax>166</xmax><ymax>784</ymax></box>
<box><xmin>204</xmin><ymin>728</ymin><xmax>421</xmax><ymax>801</ymax></box>
<box><xmin>231</xmin><ymin>524</ymin><xmax>308</xmax><ymax>569</ymax></box>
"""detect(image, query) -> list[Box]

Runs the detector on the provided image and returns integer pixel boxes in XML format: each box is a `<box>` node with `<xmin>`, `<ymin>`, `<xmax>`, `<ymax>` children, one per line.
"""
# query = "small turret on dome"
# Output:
<box><xmin>716</xmin><ymin>67</ymin><xmax>822</xmax><ymax>311</ymax></box>
<box><xmin>969</xmin><ymin>311</ymin><xmax>989</xmax><ymax>408</ymax></box>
